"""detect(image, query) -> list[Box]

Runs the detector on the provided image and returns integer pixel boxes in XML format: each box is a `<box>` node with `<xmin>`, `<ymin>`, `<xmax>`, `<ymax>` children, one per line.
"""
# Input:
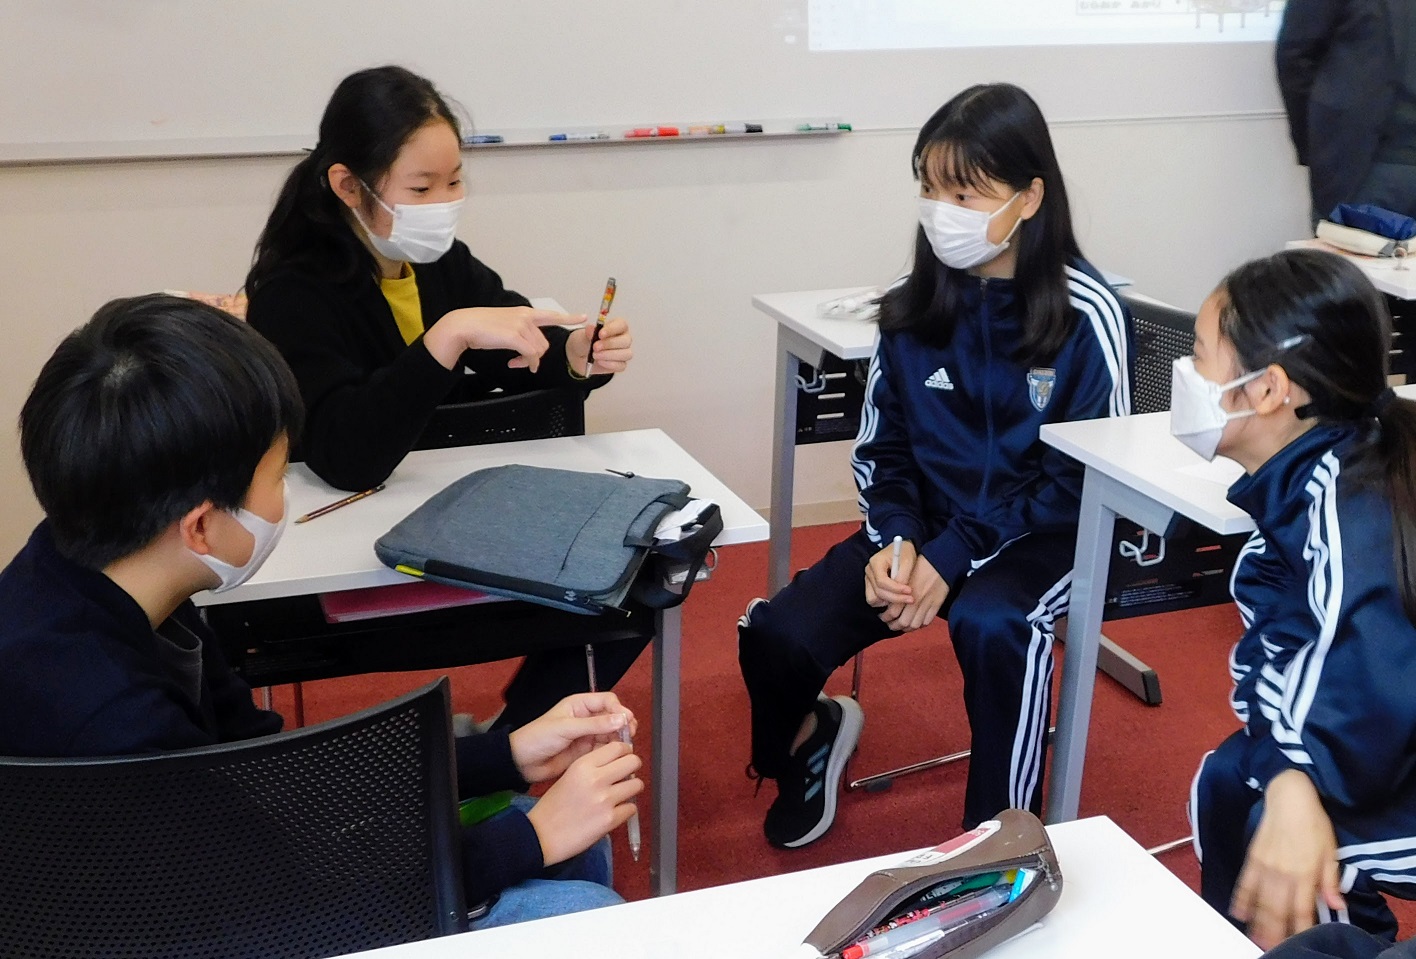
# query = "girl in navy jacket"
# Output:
<box><xmin>1181</xmin><ymin>250</ymin><xmax>1416</xmax><ymax>948</ymax></box>
<box><xmin>738</xmin><ymin>84</ymin><xmax>1132</xmax><ymax>849</ymax></box>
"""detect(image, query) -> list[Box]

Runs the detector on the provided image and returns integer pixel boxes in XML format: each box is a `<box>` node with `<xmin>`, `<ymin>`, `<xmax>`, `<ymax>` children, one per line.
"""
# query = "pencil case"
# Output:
<box><xmin>795</xmin><ymin>809</ymin><xmax>1062</xmax><ymax>959</ymax></box>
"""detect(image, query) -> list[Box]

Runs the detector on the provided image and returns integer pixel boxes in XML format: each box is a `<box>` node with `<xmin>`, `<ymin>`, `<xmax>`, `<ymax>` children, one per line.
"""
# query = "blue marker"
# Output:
<box><xmin>549</xmin><ymin>132</ymin><xmax>609</xmax><ymax>141</ymax></box>
<box><xmin>463</xmin><ymin>134</ymin><xmax>504</xmax><ymax>145</ymax></box>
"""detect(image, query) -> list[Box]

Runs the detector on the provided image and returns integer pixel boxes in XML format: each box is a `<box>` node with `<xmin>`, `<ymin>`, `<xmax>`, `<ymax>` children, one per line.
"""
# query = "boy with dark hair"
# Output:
<box><xmin>0</xmin><ymin>294</ymin><xmax>642</xmax><ymax>927</ymax></box>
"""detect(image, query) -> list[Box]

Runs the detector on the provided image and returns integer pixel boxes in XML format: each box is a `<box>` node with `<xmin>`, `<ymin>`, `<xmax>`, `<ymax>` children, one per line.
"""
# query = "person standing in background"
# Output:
<box><xmin>1277</xmin><ymin>0</ymin><xmax>1416</xmax><ymax>222</ymax></box>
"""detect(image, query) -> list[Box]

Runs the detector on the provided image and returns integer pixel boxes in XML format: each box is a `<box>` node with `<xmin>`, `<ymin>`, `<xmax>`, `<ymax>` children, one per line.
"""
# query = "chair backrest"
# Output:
<box><xmin>415</xmin><ymin>386</ymin><xmax>587</xmax><ymax>450</ymax></box>
<box><xmin>0</xmin><ymin>679</ymin><xmax>466</xmax><ymax>959</ymax></box>
<box><xmin>1123</xmin><ymin>291</ymin><xmax>1197</xmax><ymax>415</ymax></box>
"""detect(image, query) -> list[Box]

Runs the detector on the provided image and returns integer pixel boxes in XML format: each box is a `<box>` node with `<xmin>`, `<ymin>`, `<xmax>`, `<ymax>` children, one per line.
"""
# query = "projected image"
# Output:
<box><xmin>810</xmin><ymin>0</ymin><xmax>1288</xmax><ymax>50</ymax></box>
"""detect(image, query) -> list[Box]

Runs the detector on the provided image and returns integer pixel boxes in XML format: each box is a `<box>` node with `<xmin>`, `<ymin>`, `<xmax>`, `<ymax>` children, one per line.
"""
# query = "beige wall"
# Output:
<box><xmin>0</xmin><ymin>116</ymin><xmax>1310</xmax><ymax>563</ymax></box>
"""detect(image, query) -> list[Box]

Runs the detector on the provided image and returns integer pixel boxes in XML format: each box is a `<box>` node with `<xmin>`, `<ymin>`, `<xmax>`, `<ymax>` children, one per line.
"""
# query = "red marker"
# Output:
<box><xmin>625</xmin><ymin>126</ymin><xmax>680</xmax><ymax>138</ymax></box>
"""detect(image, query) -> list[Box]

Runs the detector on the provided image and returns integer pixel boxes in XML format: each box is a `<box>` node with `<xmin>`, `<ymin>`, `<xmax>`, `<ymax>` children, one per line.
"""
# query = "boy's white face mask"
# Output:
<box><xmin>1168</xmin><ymin>357</ymin><xmax>1262</xmax><ymax>461</ymax></box>
<box><xmin>193</xmin><ymin>487</ymin><xmax>289</xmax><ymax>593</ymax></box>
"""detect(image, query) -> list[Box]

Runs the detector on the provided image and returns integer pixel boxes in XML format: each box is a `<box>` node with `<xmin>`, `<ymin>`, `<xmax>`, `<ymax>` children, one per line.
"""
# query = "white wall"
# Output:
<box><xmin>0</xmin><ymin>115</ymin><xmax>1310</xmax><ymax>563</ymax></box>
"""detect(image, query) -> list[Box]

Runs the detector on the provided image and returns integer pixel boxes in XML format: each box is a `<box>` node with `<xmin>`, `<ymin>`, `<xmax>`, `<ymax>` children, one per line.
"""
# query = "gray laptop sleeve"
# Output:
<box><xmin>374</xmin><ymin>464</ymin><xmax>719</xmax><ymax>615</ymax></box>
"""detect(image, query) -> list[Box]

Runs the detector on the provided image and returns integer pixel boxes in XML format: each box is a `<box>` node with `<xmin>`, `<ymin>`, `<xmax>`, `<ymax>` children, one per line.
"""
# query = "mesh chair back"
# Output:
<box><xmin>416</xmin><ymin>387</ymin><xmax>586</xmax><ymax>450</ymax></box>
<box><xmin>0</xmin><ymin>679</ymin><xmax>465</xmax><ymax>959</ymax></box>
<box><xmin>1123</xmin><ymin>292</ymin><xmax>1197</xmax><ymax>415</ymax></box>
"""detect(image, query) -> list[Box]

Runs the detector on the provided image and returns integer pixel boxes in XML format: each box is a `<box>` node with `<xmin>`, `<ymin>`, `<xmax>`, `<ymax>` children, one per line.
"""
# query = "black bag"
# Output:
<box><xmin>374</xmin><ymin>464</ymin><xmax>721</xmax><ymax>615</ymax></box>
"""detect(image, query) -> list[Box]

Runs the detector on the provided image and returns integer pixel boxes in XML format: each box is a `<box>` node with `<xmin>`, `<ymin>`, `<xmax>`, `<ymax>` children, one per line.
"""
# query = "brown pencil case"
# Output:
<box><xmin>799</xmin><ymin>809</ymin><xmax>1063</xmax><ymax>959</ymax></box>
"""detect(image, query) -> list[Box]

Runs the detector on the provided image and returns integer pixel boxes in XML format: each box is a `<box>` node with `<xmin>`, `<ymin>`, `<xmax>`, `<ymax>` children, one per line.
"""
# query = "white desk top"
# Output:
<box><xmin>1044</xmin><ymin>386</ymin><xmax>1416</xmax><ymax>537</ymax></box>
<box><xmin>753</xmin><ymin>287</ymin><xmax>881</xmax><ymax>361</ymax></box>
<box><xmin>194</xmin><ymin>429</ymin><xmax>767</xmax><ymax>607</ymax></box>
<box><xmin>334</xmin><ymin>816</ymin><xmax>1258</xmax><ymax>959</ymax></box>
<box><xmin>1041</xmin><ymin>412</ymin><xmax>1255</xmax><ymax>536</ymax></box>
<box><xmin>1286</xmin><ymin>238</ymin><xmax>1416</xmax><ymax>300</ymax></box>
<box><xmin>754</xmin><ymin>273</ymin><xmax>1136</xmax><ymax>362</ymax></box>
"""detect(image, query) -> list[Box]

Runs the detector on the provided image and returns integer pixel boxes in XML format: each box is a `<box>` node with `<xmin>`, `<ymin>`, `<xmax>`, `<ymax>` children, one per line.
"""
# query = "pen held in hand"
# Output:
<box><xmin>584</xmin><ymin>277</ymin><xmax>616</xmax><ymax>377</ymax></box>
<box><xmin>294</xmin><ymin>484</ymin><xmax>386</xmax><ymax>524</ymax></box>
<box><xmin>617</xmin><ymin>714</ymin><xmax>642</xmax><ymax>862</ymax></box>
<box><xmin>890</xmin><ymin>535</ymin><xmax>903</xmax><ymax>581</ymax></box>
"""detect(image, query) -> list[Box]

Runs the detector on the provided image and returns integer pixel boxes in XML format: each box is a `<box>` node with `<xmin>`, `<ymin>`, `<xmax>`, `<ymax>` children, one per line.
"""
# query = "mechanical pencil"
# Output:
<box><xmin>797</xmin><ymin>122</ymin><xmax>853</xmax><ymax>132</ymax></box>
<box><xmin>868</xmin><ymin>929</ymin><xmax>946</xmax><ymax>959</ymax></box>
<box><xmin>462</xmin><ymin>134</ymin><xmax>505</xmax><ymax>145</ymax></box>
<box><xmin>618</xmin><ymin>714</ymin><xmax>642</xmax><ymax>862</ymax></box>
<box><xmin>549</xmin><ymin>132</ymin><xmax>609</xmax><ymax>141</ymax></box>
<box><xmin>294</xmin><ymin>484</ymin><xmax>385</xmax><ymax>524</ymax></box>
<box><xmin>840</xmin><ymin>884</ymin><xmax>1011</xmax><ymax>959</ymax></box>
<box><xmin>585</xmin><ymin>277</ymin><xmax>616</xmax><ymax>376</ymax></box>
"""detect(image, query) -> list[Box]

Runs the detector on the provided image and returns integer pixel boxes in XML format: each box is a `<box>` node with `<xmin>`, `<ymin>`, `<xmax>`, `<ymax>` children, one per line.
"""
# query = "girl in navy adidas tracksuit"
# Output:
<box><xmin>737</xmin><ymin>83</ymin><xmax>1132</xmax><ymax>849</ymax></box>
<box><xmin>1179</xmin><ymin>250</ymin><xmax>1416</xmax><ymax>949</ymax></box>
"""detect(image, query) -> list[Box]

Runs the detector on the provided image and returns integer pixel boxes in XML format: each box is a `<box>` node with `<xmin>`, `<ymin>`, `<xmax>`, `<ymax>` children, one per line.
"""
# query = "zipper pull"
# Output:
<box><xmin>605</xmin><ymin>468</ymin><xmax>636</xmax><ymax>478</ymax></box>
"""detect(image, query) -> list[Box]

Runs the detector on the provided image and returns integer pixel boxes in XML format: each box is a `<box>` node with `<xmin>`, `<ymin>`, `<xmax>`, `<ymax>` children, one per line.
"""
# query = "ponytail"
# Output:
<box><xmin>1371</xmin><ymin>395</ymin><xmax>1416</xmax><ymax>622</ymax></box>
<box><xmin>246</xmin><ymin>147</ymin><xmax>372</xmax><ymax>294</ymax></box>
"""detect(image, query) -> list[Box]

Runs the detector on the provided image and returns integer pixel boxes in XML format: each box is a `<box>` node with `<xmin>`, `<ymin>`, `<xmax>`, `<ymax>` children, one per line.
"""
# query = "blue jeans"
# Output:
<box><xmin>469</xmin><ymin>795</ymin><xmax>623</xmax><ymax>930</ymax></box>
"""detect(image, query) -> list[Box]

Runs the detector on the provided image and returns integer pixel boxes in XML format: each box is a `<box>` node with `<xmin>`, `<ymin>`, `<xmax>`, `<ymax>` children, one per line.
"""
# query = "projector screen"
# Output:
<box><xmin>810</xmin><ymin>0</ymin><xmax>1288</xmax><ymax>51</ymax></box>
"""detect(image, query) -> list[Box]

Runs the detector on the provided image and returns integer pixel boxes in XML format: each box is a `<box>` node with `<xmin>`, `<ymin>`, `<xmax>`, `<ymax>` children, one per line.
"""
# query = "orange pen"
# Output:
<box><xmin>584</xmin><ymin>277</ymin><xmax>616</xmax><ymax>377</ymax></box>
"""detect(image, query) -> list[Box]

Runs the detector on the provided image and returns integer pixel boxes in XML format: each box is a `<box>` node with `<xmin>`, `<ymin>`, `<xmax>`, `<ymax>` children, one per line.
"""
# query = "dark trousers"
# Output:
<box><xmin>738</xmin><ymin>526</ymin><xmax>1074</xmax><ymax>829</ymax></box>
<box><xmin>492</xmin><ymin>635</ymin><xmax>650</xmax><ymax>730</ymax></box>
<box><xmin>1192</xmin><ymin>731</ymin><xmax>1398</xmax><ymax>941</ymax></box>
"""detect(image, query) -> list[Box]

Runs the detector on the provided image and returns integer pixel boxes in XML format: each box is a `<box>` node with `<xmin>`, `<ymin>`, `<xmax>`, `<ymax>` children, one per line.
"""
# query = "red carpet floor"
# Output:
<box><xmin>266</xmin><ymin>521</ymin><xmax>1414</xmax><ymax>934</ymax></box>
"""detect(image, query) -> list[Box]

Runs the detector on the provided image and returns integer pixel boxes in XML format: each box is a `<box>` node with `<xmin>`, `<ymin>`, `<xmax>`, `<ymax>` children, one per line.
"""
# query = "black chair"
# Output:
<box><xmin>414</xmin><ymin>387</ymin><xmax>587</xmax><ymax>451</ymax></box>
<box><xmin>1126</xmin><ymin>292</ymin><xmax>1198</xmax><ymax>416</ymax></box>
<box><xmin>845</xmin><ymin>289</ymin><xmax>1210</xmax><ymax>792</ymax></box>
<box><xmin>0</xmin><ymin>679</ymin><xmax>466</xmax><ymax>959</ymax></box>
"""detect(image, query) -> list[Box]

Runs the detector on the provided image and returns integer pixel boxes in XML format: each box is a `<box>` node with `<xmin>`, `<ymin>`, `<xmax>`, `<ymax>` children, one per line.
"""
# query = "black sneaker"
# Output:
<box><xmin>763</xmin><ymin>695</ymin><xmax>864</xmax><ymax>849</ymax></box>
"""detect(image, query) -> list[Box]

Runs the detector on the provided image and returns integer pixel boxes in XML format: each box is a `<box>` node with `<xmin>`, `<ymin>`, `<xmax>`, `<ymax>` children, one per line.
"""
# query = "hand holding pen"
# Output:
<box><xmin>580</xmin><ymin>277</ymin><xmax>635</xmax><ymax>376</ymax></box>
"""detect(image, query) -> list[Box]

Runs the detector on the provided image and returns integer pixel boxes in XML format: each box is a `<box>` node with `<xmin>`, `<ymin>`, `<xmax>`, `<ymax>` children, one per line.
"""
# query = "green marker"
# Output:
<box><xmin>797</xmin><ymin>122</ymin><xmax>852</xmax><ymax>132</ymax></box>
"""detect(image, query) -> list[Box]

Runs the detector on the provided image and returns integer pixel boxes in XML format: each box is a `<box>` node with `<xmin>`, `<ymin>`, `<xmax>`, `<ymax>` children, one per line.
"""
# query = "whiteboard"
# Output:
<box><xmin>1</xmin><ymin>0</ymin><xmax>1286</xmax><ymax>160</ymax></box>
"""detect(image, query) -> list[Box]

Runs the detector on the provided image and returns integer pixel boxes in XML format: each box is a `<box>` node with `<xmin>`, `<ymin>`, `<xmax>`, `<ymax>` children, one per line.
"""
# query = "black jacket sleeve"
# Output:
<box><xmin>1275</xmin><ymin>0</ymin><xmax>1347</xmax><ymax>166</ymax></box>
<box><xmin>248</xmin><ymin>245</ymin><xmax>609</xmax><ymax>492</ymax></box>
<box><xmin>452</xmin><ymin>729</ymin><xmax>543</xmax><ymax>905</ymax></box>
<box><xmin>248</xmin><ymin>272</ymin><xmax>463</xmax><ymax>491</ymax></box>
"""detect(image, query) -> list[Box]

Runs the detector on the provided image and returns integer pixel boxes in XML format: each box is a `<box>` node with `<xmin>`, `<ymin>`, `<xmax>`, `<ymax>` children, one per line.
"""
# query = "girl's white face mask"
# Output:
<box><xmin>193</xmin><ymin>487</ymin><xmax>289</xmax><ymax>593</ymax></box>
<box><xmin>354</xmin><ymin>181</ymin><xmax>464</xmax><ymax>264</ymax></box>
<box><xmin>1168</xmin><ymin>356</ymin><xmax>1262</xmax><ymax>461</ymax></box>
<box><xmin>917</xmin><ymin>192</ymin><xmax>1022</xmax><ymax>270</ymax></box>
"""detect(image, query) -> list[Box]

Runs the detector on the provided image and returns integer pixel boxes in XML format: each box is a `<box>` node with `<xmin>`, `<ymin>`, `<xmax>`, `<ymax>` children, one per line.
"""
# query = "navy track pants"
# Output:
<box><xmin>739</xmin><ymin>526</ymin><xmax>1074</xmax><ymax>829</ymax></box>
<box><xmin>1191</xmin><ymin>730</ymin><xmax>1399</xmax><ymax>941</ymax></box>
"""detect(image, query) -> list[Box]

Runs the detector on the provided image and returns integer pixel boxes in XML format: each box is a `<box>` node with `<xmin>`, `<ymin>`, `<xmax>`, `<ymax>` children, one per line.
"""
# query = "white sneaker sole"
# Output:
<box><xmin>782</xmin><ymin>695</ymin><xmax>865</xmax><ymax>848</ymax></box>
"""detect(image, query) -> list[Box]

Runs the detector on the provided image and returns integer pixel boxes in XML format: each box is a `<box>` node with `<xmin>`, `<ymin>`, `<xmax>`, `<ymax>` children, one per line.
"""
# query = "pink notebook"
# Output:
<box><xmin>319</xmin><ymin>581</ymin><xmax>497</xmax><ymax>623</ymax></box>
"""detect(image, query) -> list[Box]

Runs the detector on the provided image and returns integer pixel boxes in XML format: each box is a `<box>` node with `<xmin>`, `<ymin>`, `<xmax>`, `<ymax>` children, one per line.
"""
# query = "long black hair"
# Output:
<box><xmin>21</xmin><ymin>295</ymin><xmax>303</xmax><ymax>569</ymax></box>
<box><xmin>246</xmin><ymin>66</ymin><xmax>461</xmax><ymax>295</ymax></box>
<box><xmin>1217</xmin><ymin>248</ymin><xmax>1416</xmax><ymax>621</ymax></box>
<box><xmin>879</xmin><ymin>83</ymin><xmax>1082</xmax><ymax>365</ymax></box>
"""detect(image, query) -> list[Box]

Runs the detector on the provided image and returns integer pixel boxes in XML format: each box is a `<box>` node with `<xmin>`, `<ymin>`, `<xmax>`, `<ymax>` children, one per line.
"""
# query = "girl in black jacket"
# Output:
<box><xmin>244</xmin><ymin>66</ymin><xmax>641</xmax><ymax>731</ymax></box>
<box><xmin>246</xmin><ymin>65</ymin><xmax>634</xmax><ymax>491</ymax></box>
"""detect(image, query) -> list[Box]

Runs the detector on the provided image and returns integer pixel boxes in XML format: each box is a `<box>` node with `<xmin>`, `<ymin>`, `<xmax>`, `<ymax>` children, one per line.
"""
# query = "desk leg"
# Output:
<box><xmin>769</xmin><ymin>332</ymin><xmax>800</xmax><ymax>596</ymax></box>
<box><xmin>1046</xmin><ymin>469</ymin><xmax>1113</xmax><ymax>823</ymax></box>
<box><xmin>1047</xmin><ymin>468</ymin><xmax>1177</xmax><ymax>822</ymax></box>
<box><xmin>650</xmin><ymin>605</ymin><xmax>682</xmax><ymax>896</ymax></box>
